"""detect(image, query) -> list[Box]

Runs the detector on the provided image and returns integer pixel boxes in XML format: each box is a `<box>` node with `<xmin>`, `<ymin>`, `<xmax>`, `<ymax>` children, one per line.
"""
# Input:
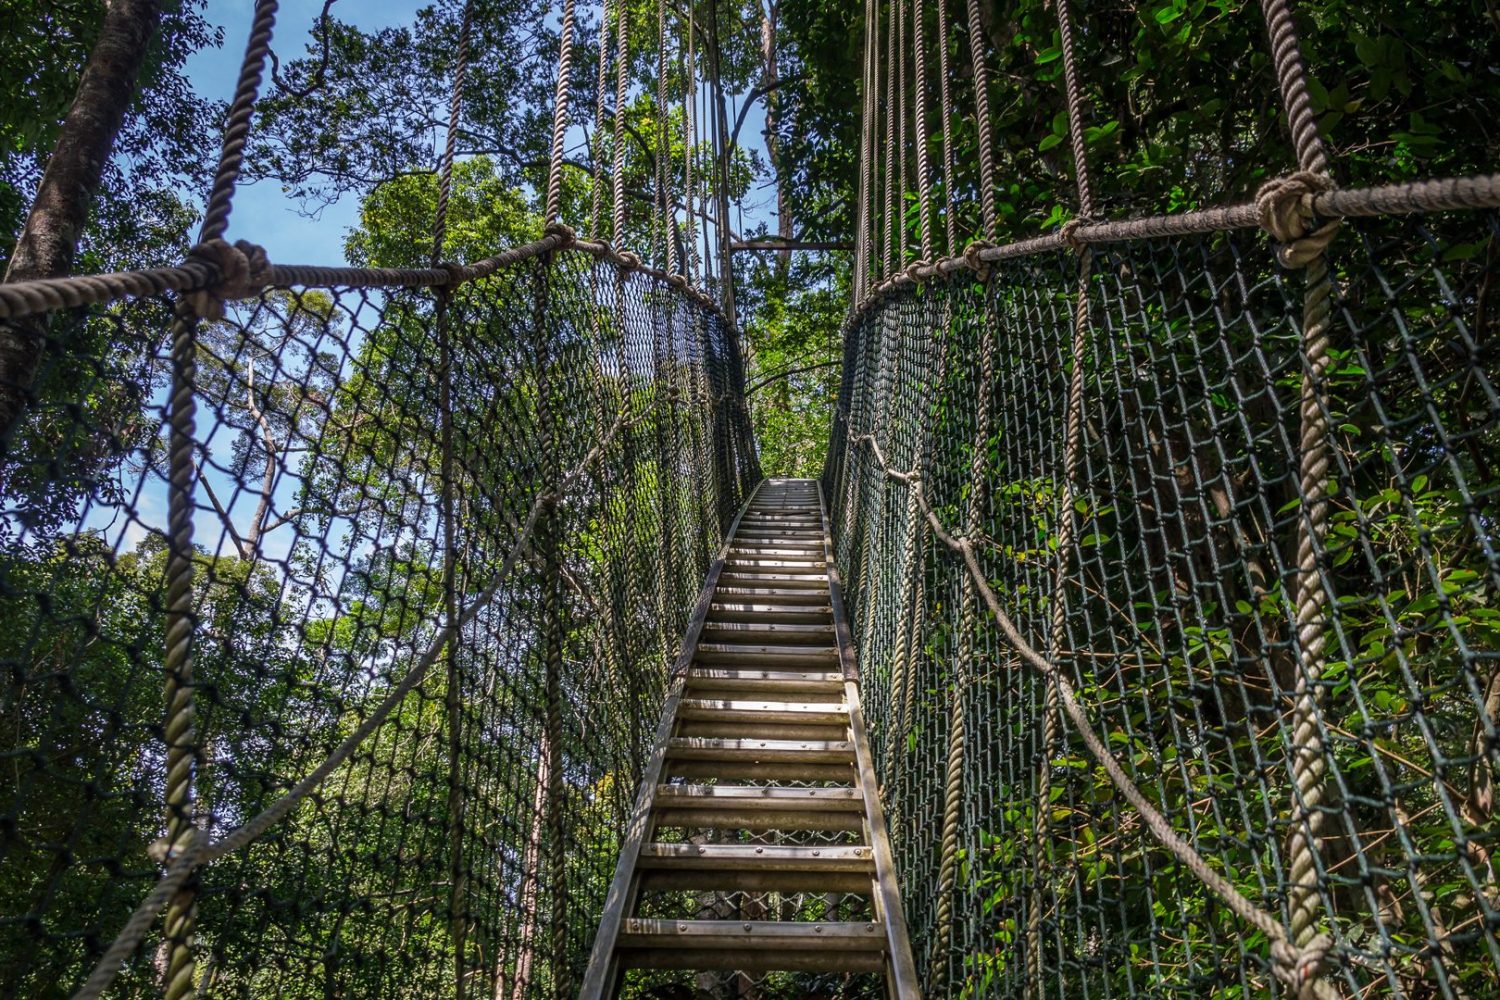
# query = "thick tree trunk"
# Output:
<box><xmin>0</xmin><ymin>0</ymin><xmax>164</xmax><ymax>438</ymax></box>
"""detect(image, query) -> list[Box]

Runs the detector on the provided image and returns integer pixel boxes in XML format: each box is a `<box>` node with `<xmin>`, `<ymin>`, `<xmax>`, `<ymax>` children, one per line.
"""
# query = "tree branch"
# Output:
<box><xmin>746</xmin><ymin>359</ymin><xmax>841</xmax><ymax>396</ymax></box>
<box><xmin>729</xmin><ymin>73</ymin><xmax>805</xmax><ymax>152</ymax></box>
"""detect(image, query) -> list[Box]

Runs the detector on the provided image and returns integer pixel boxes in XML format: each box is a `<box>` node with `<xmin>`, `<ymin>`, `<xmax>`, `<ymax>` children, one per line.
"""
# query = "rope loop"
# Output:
<box><xmin>544</xmin><ymin>221</ymin><xmax>578</xmax><ymax>248</ymax></box>
<box><xmin>1060</xmin><ymin>218</ymin><xmax>1088</xmax><ymax>253</ymax></box>
<box><xmin>617</xmin><ymin>250</ymin><xmax>642</xmax><ymax>270</ymax></box>
<box><xmin>437</xmin><ymin>262</ymin><xmax>468</xmax><ymax>287</ymax></box>
<box><xmin>962</xmin><ymin>239</ymin><xmax>995</xmax><ymax>281</ymax></box>
<box><xmin>1256</xmin><ymin>171</ymin><xmax>1340</xmax><ymax>268</ymax></box>
<box><xmin>904</xmin><ymin>259</ymin><xmax>929</xmax><ymax>283</ymax></box>
<box><xmin>183</xmin><ymin>239</ymin><xmax>271</xmax><ymax>320</ymax></box>
<box><xmin>1270</xmin><ymin>932</ymin><xmax>1336</xmax><ymax>999</ymax></box>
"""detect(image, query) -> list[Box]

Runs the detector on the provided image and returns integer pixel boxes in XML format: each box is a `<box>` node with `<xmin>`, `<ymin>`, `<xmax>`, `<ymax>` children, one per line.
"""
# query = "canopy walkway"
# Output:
<box><xmin>2</xmin><ymin>0</ymin><xmax>1500</xmax><ymax>998</ymax></box>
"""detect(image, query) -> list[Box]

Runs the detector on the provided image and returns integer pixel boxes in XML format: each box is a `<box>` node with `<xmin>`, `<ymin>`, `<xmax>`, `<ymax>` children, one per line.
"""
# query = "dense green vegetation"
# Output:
<box><xmin>2</xmin><ymin>0</ymin><xmax>1498</xmax><ymax>996</ymax></box>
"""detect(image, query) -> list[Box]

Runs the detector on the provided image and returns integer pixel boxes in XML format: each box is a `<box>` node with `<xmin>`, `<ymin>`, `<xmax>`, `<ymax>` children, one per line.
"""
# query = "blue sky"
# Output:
<box><xmin>183</xmin><ymin>0</ymin><xmax>777</xmax><ymax>265</ymax></box>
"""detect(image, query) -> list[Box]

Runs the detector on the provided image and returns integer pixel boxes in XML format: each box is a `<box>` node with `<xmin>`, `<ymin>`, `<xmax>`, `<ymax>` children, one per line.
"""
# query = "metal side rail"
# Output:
<box><xmin>581</xmin><ymin>478</ymin><xmax>920</xmax><ymax>998</ymax></box>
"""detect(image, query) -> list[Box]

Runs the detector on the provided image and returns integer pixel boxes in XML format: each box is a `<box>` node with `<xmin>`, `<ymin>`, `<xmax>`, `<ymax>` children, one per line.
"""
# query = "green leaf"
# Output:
<box><xmin>1036</xmin><ymin>46</ymin><xmax>1062</xmax><ymax>65</ymax></box>
<box><xmin>1038</xmin><ymin>134</ymin><xmax>1064</xmax><ymax>152</ymax></box>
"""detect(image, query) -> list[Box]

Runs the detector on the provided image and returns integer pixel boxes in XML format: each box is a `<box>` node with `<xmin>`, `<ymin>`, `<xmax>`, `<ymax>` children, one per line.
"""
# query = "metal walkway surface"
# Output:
<box><xmin>582</xmin><ymin>479</ymin><xmax>919</xmax><ymax>998</ymax></box>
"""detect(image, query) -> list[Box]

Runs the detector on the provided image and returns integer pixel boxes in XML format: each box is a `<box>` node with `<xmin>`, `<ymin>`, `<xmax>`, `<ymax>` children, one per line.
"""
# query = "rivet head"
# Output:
<box><xmin>698</xmin><ymin>846</ymin><xmax>706</xmax><ymax>854</ymax></box>
<box><xmin>678</xmin><ymin>924</ymin><xmax>688</xmax><ymax>932</ymax></box>
<box><xmin>755</xmin><ymin>846</ymin><xmax>764</xmax><ymax>853</ymax></box>
<box><xmin>743</xmin><ymin>923</ymin><xmax>752</xmax><ymax>932</ymax></box>
<box><xmin>813</xmin><ymin>849</ymin><xmax>821</xmax><ymax>856</ymax></box>
<box><xmin>815</xmin><ymin>925</ymin><xmax>824</xmax><ymax>933</ymax></box>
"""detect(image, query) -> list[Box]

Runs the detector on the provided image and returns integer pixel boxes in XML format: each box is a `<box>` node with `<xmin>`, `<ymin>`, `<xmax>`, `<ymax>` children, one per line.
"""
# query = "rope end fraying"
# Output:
<box><xmin>1256</xmin><ymin>172</ymin><xmax>1340</xmax><ymax>269</ymax></box>
<box><xmin>1271</xmin><ymin>932</ymin><xmax>1336</xmax><ymax>999</ymax></box>
<box><xmin>184</xmin><ymin>239</ymin><xmax>271</xmax><ymax>320</ymax></box>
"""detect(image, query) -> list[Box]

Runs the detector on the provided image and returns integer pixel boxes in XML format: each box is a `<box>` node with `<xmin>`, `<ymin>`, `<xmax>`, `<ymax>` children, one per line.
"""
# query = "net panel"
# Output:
<box><xmin>825</xmin><ymin>213</ymin><xmax>1500</xmax><ymax>997</ymax></box>
<box><xmin>0</xmin><ymin>247</ymin><xmax>758</xmax><ymax>997</ymax></box>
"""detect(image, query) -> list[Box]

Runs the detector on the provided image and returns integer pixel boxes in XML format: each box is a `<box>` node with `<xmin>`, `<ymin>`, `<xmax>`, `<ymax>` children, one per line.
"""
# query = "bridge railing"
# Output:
<box><xmin>826</xmin><ymin>181</ymin><xmax>1500</xmax><ymax>997</ymax></box>
<box><xmin>0</xmin><ymin>245</ymin><xmax>758</xmax><ymax>997</ymax></box>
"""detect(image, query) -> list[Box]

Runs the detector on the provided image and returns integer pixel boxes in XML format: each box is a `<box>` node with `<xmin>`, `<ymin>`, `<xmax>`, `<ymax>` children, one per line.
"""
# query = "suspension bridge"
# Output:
<box><xmin>2</xmin><ymin>0</ymin><xmax>1499</xmax><ymax>997</ymax></box>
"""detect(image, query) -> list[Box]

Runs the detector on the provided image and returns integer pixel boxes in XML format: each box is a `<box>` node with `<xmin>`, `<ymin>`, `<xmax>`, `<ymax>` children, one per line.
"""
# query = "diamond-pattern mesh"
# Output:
<box><xmin>0</xmin><ymin>249</ymin><xmax>758</xmax><ymax>997</ymax></box>
<box><xmin>825</xmin><ymin>214</ymin><xmax>1500</xmax><ymax>998</ymax></box>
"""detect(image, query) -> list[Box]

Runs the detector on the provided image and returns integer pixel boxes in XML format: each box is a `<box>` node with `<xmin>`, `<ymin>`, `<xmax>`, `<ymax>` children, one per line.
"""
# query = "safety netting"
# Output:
<box><xmin>0</xmin><ymin>245</ymin><xmax>758</xmax><ymax>997</ymax></box>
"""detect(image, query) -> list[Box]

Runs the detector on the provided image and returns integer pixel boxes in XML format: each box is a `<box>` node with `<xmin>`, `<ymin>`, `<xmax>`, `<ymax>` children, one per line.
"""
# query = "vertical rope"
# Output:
<box><xmin>160</xmin><ymin>302</ymin><xmax>200</xmax><ymax>1000</ymax></box>
<box><xmin>854</xmin><ymin>0</ymin><xmax>875</xmax><ymax>300</ymax></box>
<box><xmin>656</xmin><ymin>0</ymin><xmax>677</xmax><ymax>273</ymax></box>
<box><xmin>427</xmin><ymin>15</ymin><xmax>474</xmax><ymax>985</ymax></box>
<box><xmin>683</xmin><ymin>8</ymin><xmax>698</xmax><ymax>280</ymax></box>
<box><xmin>896</xmin><ymin>0</ymin><xmax>907</xmax><ymax>267</ymax></box>
<box><xmin>590</xmin><ymin>0</ymin><xmax>614</xmax><ymax>241</ymax></box>
<box><xmin>1026</xmin><ymin>1</ymin><xmax>1097</xmax><ymax>987</ymax></box>
<box><xmin>930</xmin><ymin>297</ymin><xmax>995</xmax><ymax>994</ymax></box>
<box><xmin>611</xmin><ymin>0</ymin><xmax>628</xmax><ymax>248</ymax></box>
<box><xmin>544</xmin><ymin>0</ymin><xmax>578</xmax><ymax>227</ymax></box>
<box><xmin>935</xmin><ymin>0</ymin><xmax>958</xmax><ymax>256</ymax></box>
<box><xmin>199</xmin><ymin>0</ymin><xmax>278</xmax><ymax>243</ymax></box>
<box><xmin>911</xmin><ymin>0</ymin><xmax>934</xmax><ymax>261</ymax></box>
<box><xmin>431</xmin><ymin>2</ymin><xmax>474</xmax><ymax>267</ymax></box>
<box><xmin>876</xmin><ymin>0</ymin><xmax>888</xmax><ymax>277</ymax></box>
<box><xmin>162</xmin><ymin>5</ymin><xmax>282</xmax><ymax>994</ymax></box>
<box><xmin>1257</xmin><ymin>0</ymin><xmax>1338</xmax><ymax>972</ymax></box>
<box><xmin>1053</xmin><ymin>0</ymin><xmax>1095</xmax><ymax>219</ymax></box>
<box><xmin>961</xmin><ymin>0</ymin><xmax>997</xmax><ymax>242</ymax></box>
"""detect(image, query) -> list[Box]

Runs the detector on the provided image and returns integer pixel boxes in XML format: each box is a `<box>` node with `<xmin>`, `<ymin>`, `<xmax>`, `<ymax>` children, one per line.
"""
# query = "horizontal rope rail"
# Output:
<box><xmin>847</xmin><ymin>170</ymin><xmax>1500</xmax><ymax>327</ymax></box>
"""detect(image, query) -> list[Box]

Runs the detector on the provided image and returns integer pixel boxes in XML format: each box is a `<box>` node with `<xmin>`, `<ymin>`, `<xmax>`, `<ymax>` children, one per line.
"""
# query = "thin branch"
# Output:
<box><xmin>746</xmin><ymin>359</ymin><xmax>841</xmax><ymax>395</ymax></box>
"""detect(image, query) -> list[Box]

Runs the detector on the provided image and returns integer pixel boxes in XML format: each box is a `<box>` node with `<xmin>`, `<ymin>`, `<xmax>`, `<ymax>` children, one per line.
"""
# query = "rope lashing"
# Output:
<box><xmin>1272</xmin><ymin>932</ymin><xmax>1337</xmax><ymax>1000</ymax></box>
<box><xmin>182</xmin><ymin>239</ymin><xmax>271</xmax><ymax>320</ymax></box>
<box><xmin>1257</xmin><ymin>171</ymin><xmax>1342</xmax><ymax>268</ymax></box>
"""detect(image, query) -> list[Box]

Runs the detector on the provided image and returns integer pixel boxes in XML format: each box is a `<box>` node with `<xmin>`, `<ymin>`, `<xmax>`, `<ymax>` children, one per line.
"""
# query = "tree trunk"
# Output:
<box><xmin>0</xmin><ymin>0</ymin><xmax>164</xmax><ymax>438</ymax></box>
<box><xmin>505</xmin><ymin>733</ymin><xmax>552</xmax><ymax>1000</ymax></box>
<box><xmin>760</xmin><ymin>2</ymin><xmax>791</xmax><ymax>280</ymax></box>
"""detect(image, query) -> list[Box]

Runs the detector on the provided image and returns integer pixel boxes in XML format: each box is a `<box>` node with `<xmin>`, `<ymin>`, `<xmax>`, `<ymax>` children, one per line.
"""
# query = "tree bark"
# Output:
<box><xmin>505</xmin><ymin>733</ymin><xmax>552</xmax><ymax>1000</ymax></box>
<box><xmin>0</xmin><ymin>0</ymin><xmax>164</xmax><ymax>438</ymax></box>
<box><xmin>759</xmin><ymin>2</ymin><xmax>791</xmax><ymax>280</ymax></box>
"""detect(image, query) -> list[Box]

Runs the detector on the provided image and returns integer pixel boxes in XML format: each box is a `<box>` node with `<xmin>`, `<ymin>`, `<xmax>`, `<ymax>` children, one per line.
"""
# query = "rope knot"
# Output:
<box><xmin>617</xmin><ymin>250</ymin><xmax>642</xmax><ymax>271</ymax></box>
<box><xmin>1255</xmin><ymin>172</ymin><xmax>1340</xmax><ymax>268</ymax></box>
<box><xmin>904</xmin><ymin>259</ymin><xmax>929</xmax><ymax>283</ymax></box>
<box><xmin>962</xmin><ymin>240</ymin><xmax>995</xmax><ymax>281</ymax></box>
<box><xmin>437</xmin><ymin>262</ymin><xmax>468</xmax><ymax>286</ymax></box>
<box><xmin>1059</xmin><ymin>218</ymin><xmax>1089</xmax><ymax>252</ymax></box>
<box><xmin>1271</xmin><ymin>933</ymin><xmax>1335</xmax><ymax>999</ymax></box>
<box><xmin>665</xmin><ymin>272</ymin><xmax>688</xmax><ymax>290</ymax></box>
<box><xmin>184</xmin><ymin>239</ymin><xmax>270</xmax><ymax>320</ymax></box>
<box><xmin>543</xmin><ymin>221</ymin><xmax>577</xmax><ymax>247</ymax></box>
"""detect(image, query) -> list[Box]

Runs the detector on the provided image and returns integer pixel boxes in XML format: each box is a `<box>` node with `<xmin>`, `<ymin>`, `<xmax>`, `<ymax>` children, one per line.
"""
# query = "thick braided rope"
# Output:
<box><xmin>896</xmin><ymin>0</ymin><xmax>908</xmax><ymax>266</ymax></box>
<box><xmin>1028</xmin><ymin>246</ymin><xmax>1095</xmax><ymax>992</ymax></box>
<box><xmin>854</xmin><ymin>0</ymin><xmax>875</xmax><ymax>299</ymax></box>
<box><xmin>882</xmin><ymin>0</ymin><xmax>896</xmax><ymax>279</ymax></box>
<box><xmin>199</xmin><ymin>0</ymin><xmax>278</xmax><ymax>243</ymax></box>
<box><xmin>655</xmin><ymin>0</ymin><xmax>676</xmax><ymax>274</ymax></box>
<box><xmin>962</xmin><ymin>0</ymin><xmax>997</xmax><ymax>240</ymax></box>
<box><xmin>856</xmin><ymin>427</ymin><xmax>1340</xmax><ymax>998</ymax></box>
<box><xmin>682</xmin><ymin>8</ymin><xmax>698</xmax><ymax>281</ymax></box>
<box><xmin>929</xmin><ymin>292</ymin><xmax>996</xmax><ymax>992</ymax></box>
<box><xmin>1053</xmin><ymin>0</ymin><xmax>1096</xmax><ymax>217</ymax></box>
<box><xmin>1025</xmin><ymin>2</ymin><xmax>1098</xmax><ymax>985</ymax></box>
<box><xmin>935</xmin><ymin>0</ymin><xmax>958</xmax><ymax>256</ymax></box>
<box><xmin>590</xmin><ymin>0</ymin><xmax>614</xmax><ymax>241</ymax></box>
<box><xmin>1257</xmin><ymin>2</ymin><xmax>1339</xmax><ymax>979</ymax></box>
<box><xmin>160</xmin><ymin>301</ymin><xmax>200</xmax><ymax>1000</ymax></box>
<box><xmin>910</xmin><ymin>0</ymin><xmax>935</xmax><ymax>260</ymax></box>
<box><xmin>1259</xmin><ymin>0</ymin><xmax>1330</xmax><ymax>175</ymax></box>
<box><xmin>544</xmin><ymin>0</ymin><xmax>577</xmax><ymax>226</ymax></box>
<box><xmin>611</xmin><ymin>0</ymin><xmax>628</xmax><ymax>248</ymax></box>
<box><xmin>431</xmin><ymin>0</ymin><xmax>474</xmax><ymax>267</ymax></box>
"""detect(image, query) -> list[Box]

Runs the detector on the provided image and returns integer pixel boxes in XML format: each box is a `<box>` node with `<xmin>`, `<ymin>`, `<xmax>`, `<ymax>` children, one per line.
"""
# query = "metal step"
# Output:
<box><xmin>664</xmin><ymin>736</ymin><xmax>856</xmax><ymax>765</ymax></box>
<box><xmin>717</xmin><ymin>572</ymin><xmax>829</xmax><ymax>590</ymax></box>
